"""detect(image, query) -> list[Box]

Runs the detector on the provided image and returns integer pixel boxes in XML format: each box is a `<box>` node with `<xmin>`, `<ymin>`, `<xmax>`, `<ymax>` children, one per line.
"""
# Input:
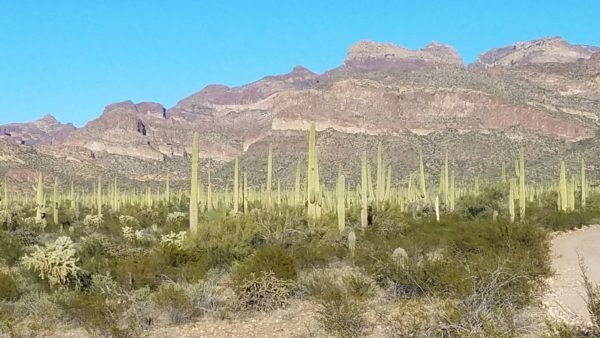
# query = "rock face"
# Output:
<box><xmin>3</xmin><ymin>37</ymin><xmax>600</xmax><ymax>183</ymax></box>
<box><xmin>470</xmin><ymin>37</ymin><xmax>600</xmax><ymax>69</ymax></box>
<box><xmin>0</xmin><ymin>114</ymin><xmax>76</xmax><ymax>145</ymax></box>
<box><xmin>344</xmin><ymin>40</ymin><xmax>463</xmax><ymax>72</ymax></box>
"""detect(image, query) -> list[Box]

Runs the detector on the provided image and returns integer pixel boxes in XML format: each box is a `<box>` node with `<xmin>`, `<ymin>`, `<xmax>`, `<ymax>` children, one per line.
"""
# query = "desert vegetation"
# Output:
<box><xmin>1</xmin><ymin>123</ymin><xmax>600</xmax><ymax>337</ymax></box>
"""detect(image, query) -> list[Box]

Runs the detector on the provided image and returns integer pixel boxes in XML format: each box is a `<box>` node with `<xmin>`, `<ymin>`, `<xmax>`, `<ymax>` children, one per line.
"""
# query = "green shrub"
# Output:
<box><xmin>110</xmin><ymin>254</ymin><xmax>164</xmax><ymax>290</ymax></box>
<box><xmin>0</xmin><ymin>271</ymin><xmax>19</xmax><ymax>301</ymax></box>
<box><xmin>233</xmin><ymin>245</ymin><xmax>298</xmax><ymax>285</ymax></box>
<box><xmin>309</xmin><ymin>273</ymin><xmax>370</xmax><ymax>337</ymax></box>
<box><xmin>152</xmin><ymin>283</ymin><xmax>193</xmax><ymax>323</ymax></box>
<box><xmin>0</xmin><ymin>232</ymin><xmax>24</xmax><ymax>266</ymax></box>
<box><xmin>56</xmin><ymin>292</ymin><xmax>136</xmax><ymax>337</ymax></box>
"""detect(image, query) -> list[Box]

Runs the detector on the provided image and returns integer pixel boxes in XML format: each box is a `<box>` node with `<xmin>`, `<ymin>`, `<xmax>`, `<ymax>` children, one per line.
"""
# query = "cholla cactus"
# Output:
<box><xmin>22</xmin><ymin>216</ymin><xmax>47</xmax><ymax>230</ymax></box>
<box><xmin>21</xmin><ymin>236</ymin><xmax>79</xmax><ymax>287</ymax></box>
<box><xmin>166</xmin><ymin>211</ymin><xmax>187</xmax><ymax>223</ymax></box>
<box><xmin>118</xmin><ymin>215</ymin><xmax>140</xmax><ymax>228</ymax></box>
<box><xmin>122</xmin><ymin>226</ymin><xmax>143</xmax><ymax>242</ymax></box>
<box><xmin>160</xmin><ymin>231</ymin><xmax>187</xmax><ymax>250</ymax></box>
<box><xmin>83</xmin><ymin>214</ymin><xmax>103</xmax><ymax>228</ymax></box>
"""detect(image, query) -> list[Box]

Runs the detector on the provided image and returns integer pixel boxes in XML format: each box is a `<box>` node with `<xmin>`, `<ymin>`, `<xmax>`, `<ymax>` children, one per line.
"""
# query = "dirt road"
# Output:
<box><xmin>546</xmin><ymin>225</ymin><xmax>600</xmax><ymax>325</ymax></box>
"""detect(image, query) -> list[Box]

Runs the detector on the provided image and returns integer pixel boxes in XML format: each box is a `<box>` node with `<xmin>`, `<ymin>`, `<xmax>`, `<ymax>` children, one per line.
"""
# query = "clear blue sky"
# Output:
<box><xmin>1</xmin><ymin>0</ymin><xmax>599</xmax><ymax>126</ymax></box>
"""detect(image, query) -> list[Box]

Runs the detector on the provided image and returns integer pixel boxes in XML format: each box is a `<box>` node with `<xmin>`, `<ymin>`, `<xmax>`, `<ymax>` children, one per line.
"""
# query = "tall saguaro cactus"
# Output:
<box><xmin>267</xmin><ymin>143</ymin><xmax>273</xmax><ymax>208</ymax></box>
<box><xmin>509</xmin><ymin>178</ymin><xmax>515</xmax><ymax>223</ymax></box>
<box><xmin>581</xmin><ymin>159</ymin><xmax>587</xmax><ymax>210</ymax></box>
<box><xmin>294</xmin><ymin>162</ymin><xmax>301</xmax><ymax>206</ymax></box>
<box><xmin>519</xmin><ymin>148</ymin><xmax>526</xmax><ymax>219</ymax></box>
<box><xmin>35</xmin><ymin>173</ymin><xmax>45</xmax><ymax>222</ymax></box>
<box><xmin>361</xmin><ymin>150</ymin><xmax>368</xmax><ymax>229</ymax></box>
<box><xmin>243</xmin><ymin>170</ymin><xmax>248</xmax><ymax>213</ymax></box>
<box><xmin>306</xmin><ymin>122</ymin><xmax>321</xmax><ymax>223</ymax></box>
<box><xmin>53</xmin><ymin>179</ymin><xmax>59</xmax><ymax>225</ymax></box>
<box><xmin>233</xmin><ymin>158</ymin><xmax>239</xmax><ymax>214</ymax></box>
<box><xmin>418</xmin><ymin>150</ymin><xmax>427</xmax><ymax>199</ymax></box>
<box><xmin>376</xmin><ymin>143</ymin><xmax>385</xmax><ymax>204</ymax></box>
<box><xmin>337</xmin><ymin>173</ymin><xmax>346</xmax><ymax>233</ymax></box>
<box><xmin>97</xmin><ymin>176</ymin><xmax>102</xmax><ymax>217</ymax></box>
<box><xmin>2</xmin><ymin>177</ymin><xmax>7</xmax><ymax>207</ymax></box>
<box><xmin>190</xmin><ymin>132</ymin><xmax>199</xmax><ymax>235</ymax></box>
<box><xmin>559</xmin><ymin>161</ymin><xmax>567</xmax><ymax>212</ymax></box>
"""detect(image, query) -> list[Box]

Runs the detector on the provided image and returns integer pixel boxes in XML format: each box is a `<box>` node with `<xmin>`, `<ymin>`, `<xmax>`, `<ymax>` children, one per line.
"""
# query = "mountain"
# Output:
<box><xmin>0</xmin><ymin>114</ymin><xmax>76</xmax><ymax>145</ymax></box>
<box><xmin>2</xmin><ymin>37</ymin><xmax>600</xmax><ymax>186</ymax></box>
<box><xmin>470</xmin><ymin>37</ymin><xmax>600</xmax><ymax>69</ymax></box>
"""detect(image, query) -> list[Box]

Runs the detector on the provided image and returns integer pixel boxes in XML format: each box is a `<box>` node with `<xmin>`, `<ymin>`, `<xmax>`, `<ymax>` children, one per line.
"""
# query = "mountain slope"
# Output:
<box><xmin>2</xmin><ymin>37</ymin><xmax>600</xmax><ymax>186</ymax></box>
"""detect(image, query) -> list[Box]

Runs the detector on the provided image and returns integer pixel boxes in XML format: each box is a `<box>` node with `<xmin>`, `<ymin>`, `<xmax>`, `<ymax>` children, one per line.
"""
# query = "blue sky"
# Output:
<box><xmin>1</xmin><ymin>0</ymin><xmax>599</xmax><ymax>126</ymax></box>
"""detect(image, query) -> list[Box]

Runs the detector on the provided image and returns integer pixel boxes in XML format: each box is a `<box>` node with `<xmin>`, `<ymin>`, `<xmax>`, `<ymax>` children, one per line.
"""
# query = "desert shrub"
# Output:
<box><xmin>56</xmin><ymin>291</ymin><xmax>135</xmax><ymax>337</ymax></box>
<box><xmin>152</xmin><ymin>283</ymin><xmax>193</xmax><ymax>323</ymax></box>
<box><xmin>0</xmin><ymin>270</ymin><xmax>19</xmax><ymax>301</ymax></box>
<box><xmin>110</xmin><ymin>254</ymin><xmax>164</xmax><ymax>290</ymax></box>
<box><xmin>0</xmin><ymin>206</ymin><xmax>23</xmax><ymax>231</ymax></box>
<box><xmin>419</xmin><ymin>267</ymin><xmax>533</xmax><ymax>338</ymax></box>
<box><xmin>580</xmin><ymin>257</ymin><xmax>600</xmax><ymax>331</ymax></box>
<box><xmin>353</xmin><ymin>216</ymin><xmax>549</xmax><ymax>307</ymax></box>
<box><xmin>21</xmin><ymin>236</ymin><xmax>80</xmax><ymax>288</ymax></box>
<box><xmin>235</xmin><ymin>271</ymin><xmax>291</xmax><ymax>312</ymax></box>
<box><xmin>455</xmin><ymin>184</ymin><xmax>507</xmax><ymax>219</ymax></box>
<box><xmin>182</xmin><ymin>269</ymin><xmax>227</xmax><ymax>316</ymax></box>
<box><xmin>544</xmin><ymin>321</ymin><xmax>592</xmax><ymax>338</ymax></box>
<box><xmin>0</xmin><ymin>308</ymin><xmax>15</xmax><ymax>338</ymax></box>
<box><xmin>0</xmin><ymin>231</ymin><xmax>24</xmax><ymax>266</ymax></box>
<box><xmin>90</xmin><ymin>273</ymin><xmax>120</xmax><ymax>295</ymax></box>
<box><xmin>309</xmin><ymin>272</ymin><xmax>371</xmax><ymax>337</ymax></box>
<box><xmin>233</xmin><ymin>245</ymin><xmax>298</xmax><ymax>285</ymax></box>
<box><xmin>166</xmin><ymin>211</ymin><xmax>187</xmax><ymax>224</ymax></box>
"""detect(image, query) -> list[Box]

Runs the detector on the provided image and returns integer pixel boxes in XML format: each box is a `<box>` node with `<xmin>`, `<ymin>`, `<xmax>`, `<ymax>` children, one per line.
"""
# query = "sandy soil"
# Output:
<box><xmin>545</xmin><ymin>225</ymin><xmax>600</xmax><ymax>325</ymax></box>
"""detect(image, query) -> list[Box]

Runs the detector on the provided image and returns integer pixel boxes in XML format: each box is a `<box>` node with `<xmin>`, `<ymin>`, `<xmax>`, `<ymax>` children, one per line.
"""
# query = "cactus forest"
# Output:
<box><xmin>0</xmin><ymin>122</ymin><xmax>599</xmax><ymax>337</ymax></box>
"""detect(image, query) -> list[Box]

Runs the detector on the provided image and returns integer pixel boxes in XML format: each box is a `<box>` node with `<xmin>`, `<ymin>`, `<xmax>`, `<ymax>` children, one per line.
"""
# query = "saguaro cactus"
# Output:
<box><xmin>418</xmin><ymin>150</ymin><xmax>427</xmax><ymax>199</ymax></box>
<box><xmin>165</xmin><ymin>175</ymin><xmax>170</xmax><ymax>203</ymax></box>
<box><xmin>435</xmin><ymin>196</ymin><xmax>440</xmax><ymax>222</ymax></box>
<box><xmin>243</xmin><ymin>170</ymin><xmax>248</xmax><ymax>213</ymax></box>
<box><xmin>361</xmin><ymin>151</ymin><xmax>368</xmax><ymax>229</ymax></box>
<box><xmin>34</xmin><ymin>173</ymin><xmax>45</xmax><ymax>222</ymax></box>
<box><xmin>581</xmin><ymin>159</ymin><xmax>587</xmax><ymax>210</ymax></box>
<box><xmin>337</xmin><ymin>173</ymin><xmax>345</xmax><ymax>233</ymax></box>
<box><xmin>53</xmin><ymin>179</ymin><xmax>59</xmax><ymax>225</ymax></box>
<box><xmin>267</xmin><ymin>143</ymin><xmax>273</xmax><ymax>208</ymax></box>
<box><xmin>348</xmin><ymin>230</ymin><xmax>356</xmax><ymax>259</ymax></box>
<box><xmin>559</xmin><ymin>161</ymin><xmax>567</xmax><ymax>212</ymax></box>
<box><xmin>233</xmin><ymin>158</ymin><xmax>239</xmax><ymax>214</ymax></box>
<box><xmin>190</xmin><ymin>132</ymin><xmax>199</xmax><ymax>234</ymax></box>
<box><xmin>519</xmin><ymin>148</ymin><xmax>526</xmax><ymax>219</ymax></box>
<box><xmin>449</xmin><ymin>172</ymin><xmax>455</xmax><ymax>212</ymax></box>
<box><xmin>294</xmin><ymin>162</ymin><xmax>301</xmax><ymax>206</ymax></box>
<box><xmin>376</xmin><ymin>143</ymin><xmax>385</xmax><ymax>204</ymax></box>
<box><xmin>2</xmin><ymin>177</ymin><xmax>8</xmax><ymax>207</ymax></box>
<box><xmin>509</xmin><ymin>178</ymin><xmax>515</xmax><ymax>223</ymax></box>
<box><xmin>306</xmin><ymin>123</ymin><xmax>321</xmax><ymax>222</ymax></box>
<box><xmin>97</xmin><ymin>176</ymin><xmax>102</xmax><ymax>217</ymax></box>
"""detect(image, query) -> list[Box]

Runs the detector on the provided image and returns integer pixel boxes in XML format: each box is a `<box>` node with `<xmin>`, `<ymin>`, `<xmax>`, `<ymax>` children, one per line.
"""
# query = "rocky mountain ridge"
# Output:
<box><xmin>2</xmin><ymin>36</ymin><xmax>600</xmax><ymax>185</ymax></box>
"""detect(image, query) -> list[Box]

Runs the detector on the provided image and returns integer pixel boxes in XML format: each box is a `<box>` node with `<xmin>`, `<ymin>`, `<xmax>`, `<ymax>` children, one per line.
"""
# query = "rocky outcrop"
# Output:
<box><xmin>0</xmin><ymin>114</ymin><xmax>76</xmax><ymax>145</ymax></box>
<box><xmin>271</xmin><ymin>79</ymin><xmax>594</xmax><ymax>141</ymax></box>
<box><xmin>344</xmin><ymin>40</ymin><xmax>463</xmax><ymax>72</ymax></box>
<box><xmin>470</xmin><ymin>37</ymin><xmax>600</xmax><ymax>69</ymax></box>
